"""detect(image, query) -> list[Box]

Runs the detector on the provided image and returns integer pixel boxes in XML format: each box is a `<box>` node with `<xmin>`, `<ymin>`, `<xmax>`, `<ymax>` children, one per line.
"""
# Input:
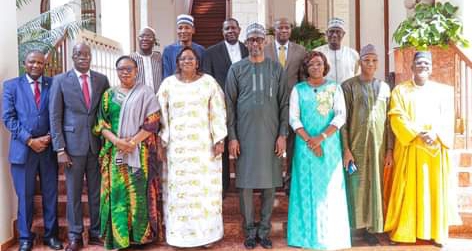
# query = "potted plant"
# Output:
<box><xmin>267</xmin><ymin>19</ymin><xmax>326</xmax><ymax>51</ymax></box>
<box><xmin>392</xmin><ymin>2</ymin><xmax>469</xmax><ymax>85</ymax></box>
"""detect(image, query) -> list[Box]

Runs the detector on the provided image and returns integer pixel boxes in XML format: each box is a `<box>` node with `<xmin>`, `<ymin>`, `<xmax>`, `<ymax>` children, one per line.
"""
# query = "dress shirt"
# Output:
<box><xmin>224</xmin><ymin>41</ymin><xmax>242</xmax><ymax>63</ymax></box>
<box><xmin>26</xmin><ymin>74</ymin><xmax>42</xmax><ymax>93</ymax></box>
<box><xmin>74</xmin><ymin>69</ymin><xmax>93</xmax><ymax>100</ymax></box>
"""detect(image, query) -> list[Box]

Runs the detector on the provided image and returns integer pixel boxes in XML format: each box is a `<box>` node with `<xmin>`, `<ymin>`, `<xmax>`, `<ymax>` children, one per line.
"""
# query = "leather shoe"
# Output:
<box><xmin>43</xmin><ymin>237</ymin><xmax>63</xmax><ymax>250</ymax></box>
<box><xmin>243</xmin><ymin>237</ymin><xmax>257</xmax><ymax>249</ymax></box>
<box><xmin>88</xmin><ymin>236</ymin><xmax>103</xmax><ymax>246</ymax></box>
<box><xmin>65</xmin><ymin>239</ymin><xmax>83</xmax><ymax>251</ymax></box>
<box><xmin>18</xmin><ymin>240</ymin><xmax>33</xmax><ymax>251</ymax></box>
<box><xmin>259</xmin><ymin>237</ymin><xmax>273</xmax><ymax>249</ymax></box>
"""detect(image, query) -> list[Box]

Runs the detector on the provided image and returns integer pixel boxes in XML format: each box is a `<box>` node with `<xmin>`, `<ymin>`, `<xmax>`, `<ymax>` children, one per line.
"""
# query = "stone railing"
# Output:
<box><xmin>76</xmin><ymin>29</ymin><xmax>123</xmax><ymax>85</ymax></box>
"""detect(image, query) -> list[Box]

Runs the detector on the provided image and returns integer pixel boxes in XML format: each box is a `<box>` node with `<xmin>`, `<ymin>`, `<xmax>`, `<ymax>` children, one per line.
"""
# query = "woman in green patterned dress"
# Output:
<box><xmin>94</xmin><ymin>56</ymin><xmax>163</xmax><ymax>249</ymax></box>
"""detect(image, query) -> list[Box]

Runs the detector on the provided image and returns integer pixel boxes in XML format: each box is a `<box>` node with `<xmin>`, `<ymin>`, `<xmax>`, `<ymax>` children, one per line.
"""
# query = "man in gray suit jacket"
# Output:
<box><xmin>264</xmin><ymin>17</ymin><xmax>306</xmax><ymax>195</ymax></box>
<box><xmin>49</xmin><ymin>43</ymin><xmax>110</xmax><ymax>251</ymax></box>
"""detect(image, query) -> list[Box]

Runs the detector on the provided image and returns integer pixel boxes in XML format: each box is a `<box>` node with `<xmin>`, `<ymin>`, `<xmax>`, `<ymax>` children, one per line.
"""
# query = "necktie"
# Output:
<box><xmin>33</xmin><ymin>80</ymin><xmax>40</xmax><ymax>108</ymax></box>
<box><xmin>278</xmin><ymin>45</ymin><xmax>286</xmax><ymax>67</ymax></box>
<box><xmin>81</xmin><ymin>74</ymin><xmax>91</xmax><ymax>109</ymax></box>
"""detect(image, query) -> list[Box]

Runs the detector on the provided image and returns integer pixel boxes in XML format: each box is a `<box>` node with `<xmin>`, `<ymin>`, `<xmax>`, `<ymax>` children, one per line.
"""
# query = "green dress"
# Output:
<box><xmin>94</xmin><ymin>87</ymin><xmax>163</xmax><ymax>249</ymax></box>
<box><xmin>287</xmin><ymin>81</ymin><xmax>351</xmax><ymax>250</ymax></box>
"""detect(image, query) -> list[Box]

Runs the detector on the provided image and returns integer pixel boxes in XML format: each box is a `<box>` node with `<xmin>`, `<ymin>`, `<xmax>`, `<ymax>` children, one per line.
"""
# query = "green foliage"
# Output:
<box><xmin>268</xmin><ymin>20</ymin><xmax>326</xmax><ymax>51</ymax></box>
<box><xmin>393</xmin><ymin>2</ymin><xmax>469</xmax><ymax>51</ymax></box>
<box><xmin>17</xmin><ymin>0</ymin><xmax>91</xmax><ymax>72</ymax></box>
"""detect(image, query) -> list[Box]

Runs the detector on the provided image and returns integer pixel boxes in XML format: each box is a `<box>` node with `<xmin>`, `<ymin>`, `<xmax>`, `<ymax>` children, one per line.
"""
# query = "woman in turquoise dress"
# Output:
<box><xmin>287</xmin><ymin>51</ymin><xmax>351</xmax><ymax>250</ymax></box>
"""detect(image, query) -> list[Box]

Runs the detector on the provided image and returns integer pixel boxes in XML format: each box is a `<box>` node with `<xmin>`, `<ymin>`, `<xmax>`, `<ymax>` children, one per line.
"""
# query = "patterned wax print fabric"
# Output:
<box><xmin>94</xmin><ymin>86</ymin><xmax>163</xmax><ymax>249</ymax></box>
<box><xmin>157</xmin><ymin>73</ymin><xmax>227</xmax><ymax>247</ymax></box>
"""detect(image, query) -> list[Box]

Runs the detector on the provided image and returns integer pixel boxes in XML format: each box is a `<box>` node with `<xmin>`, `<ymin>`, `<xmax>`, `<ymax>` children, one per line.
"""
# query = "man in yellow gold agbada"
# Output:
<box><xmin>384</xmin><ymin>51</ymin><xmax>454</xmax><ymax>246</ymax></box>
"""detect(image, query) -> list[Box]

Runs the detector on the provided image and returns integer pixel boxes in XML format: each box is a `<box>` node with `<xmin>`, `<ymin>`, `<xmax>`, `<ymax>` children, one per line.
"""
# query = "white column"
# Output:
<box><xmin>140</xmin><ymin>0</ymin><xmax>149</xmax><ymax>28</ymax></box>
<box><xmin>101</xmin><ymin>0</ymin><xmax>131</xmax><ymax>53</ymax></box>
<box><xmin>232</xmin><ymin>0</ymin><xmax>268</xmax><ymax>40</ymax></box>
<box><xmin>359</xmin><ymin>0</ymin><xmax>386</xmax><ymax>78</ymax></box>
<box><xmin>0</xmin><ymin>0</ymin><xmax>19</xmax><ymax>244</ymax></box>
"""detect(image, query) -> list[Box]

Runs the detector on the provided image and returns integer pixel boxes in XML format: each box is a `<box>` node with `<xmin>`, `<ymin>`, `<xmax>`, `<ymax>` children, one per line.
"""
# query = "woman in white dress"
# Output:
<box><xmin>157</xmin><ymin>46</ymin><xmax>227</xmax><ymax>248</ymax></box>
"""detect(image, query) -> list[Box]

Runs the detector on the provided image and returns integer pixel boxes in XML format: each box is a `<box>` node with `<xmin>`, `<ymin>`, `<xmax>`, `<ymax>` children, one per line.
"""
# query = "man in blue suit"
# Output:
<box><xmin>49</xmin><ymin>43</ymin><xmax>109</xmax><ymax>251</ymax></box>
<box><xmin>2</xmin><ymin>50</ymin><xmax>63</xmax><ymax>251</ymax></box>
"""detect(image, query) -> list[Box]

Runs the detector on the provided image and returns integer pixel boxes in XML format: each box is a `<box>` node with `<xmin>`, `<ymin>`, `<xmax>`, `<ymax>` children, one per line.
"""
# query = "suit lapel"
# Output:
<box><xmin>67</xmin><ymin>70</ymin><xmax>87</xmax><ymax>109</ymax></box>
<box><xmin>90</xmin><ymin>71</ymin><xmax>102</xmax><ymax>111</ymax></box>
<box><xmin>239</xmin><ymin>42</ymin><xmax>248</xmax><ymax>58</ymax></box>
<box><xmin>220</xmin><ymin>42</ymin><xmax>232</xmax><ymax>67</ymax></box>
<box><xmin>39</xmin><ymin>77</ymin><xmax>51</xmax><ymax>112</ymax></box>
<box><xmin>285</xmin><ymin>42</ymin><xmax>294</xmax><ymax>70</ymax></box>
<box><xmin>20</xmin><ymin>75</ymin><xmax>37</xmax><ymax>111</ymax></box>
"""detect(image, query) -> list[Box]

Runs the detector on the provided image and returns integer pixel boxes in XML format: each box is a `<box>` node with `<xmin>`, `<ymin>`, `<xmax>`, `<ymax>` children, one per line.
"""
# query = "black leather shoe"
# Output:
<box><xmin>243</xmin><ymin>237</ymin><xmax>257</xmax><ymax>249</ymax></box>
<box><xmin>363</xmin><ymin>232</ymin><xmax>380</xmax><ymax>246</ymax></box>
<box><xmin>18</xmin><ymin>240</ymin><xmax>33</xmax><ymax>251</ymax></box>
<box><xmin>65</xmin><ymin>239</ymin><xmax>83</xmax><ymax>251</ymax></box>
<box><xmin>88</xmin><ymin>236</ymin><xmax>103</xmax><ymax>246</ymax></box>
<box><xmin>259</xmin><ymin>237</ymin><xmax>273</xmax><ymax>249</ymax></box>
<box><xmin>43</xmin><ymin>237</ymin><xmax>64</xmax><ymax>250</ymax></box>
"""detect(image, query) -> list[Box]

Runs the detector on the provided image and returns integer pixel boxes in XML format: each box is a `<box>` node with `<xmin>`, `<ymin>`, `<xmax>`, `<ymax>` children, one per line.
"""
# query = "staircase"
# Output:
<box><xmin>29</xmin><ymin>160</ymin><xmax>290</xmax><ymax>249</ymax></box>
<box><xmin>191</xmin><ymin>0</ymin><xmax>227</xmax><ymax>48</ymax></box>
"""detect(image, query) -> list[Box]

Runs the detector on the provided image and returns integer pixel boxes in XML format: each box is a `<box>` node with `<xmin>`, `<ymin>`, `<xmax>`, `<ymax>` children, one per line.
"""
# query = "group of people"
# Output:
<box><xmin>2</xmin><ymin>12</ymin><xmax>454</xmax><ymax>251</ymax></box>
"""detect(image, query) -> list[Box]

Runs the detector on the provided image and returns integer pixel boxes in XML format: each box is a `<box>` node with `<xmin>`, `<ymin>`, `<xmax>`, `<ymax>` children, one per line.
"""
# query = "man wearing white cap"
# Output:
<box><xmin>314</xmin><ymin>17</ymin><xmax>359</xmax><ymax>84</ymax></box>
<box><xmin>384</xmin><ymin>51</ymin><xmax>453</xmax><ymax>247</ymax></box>
<box><xmin>162</xmin><ymin>14</ymin><xmax>205</xmax><ymax>79</ymax></box>
<box><xmin>341</xmin><ymin>44</ymin><xmax>393</xmax><ymax>245</ymax></box>
<box><xmin>225</xmin><ymin>23</ymin><xmax>288</xmax><ymax>249</ymax></box>
<box><xmin>130</xmin><ymin>26</ymin><xmax>162</xmax><ymax>93</ymax></box>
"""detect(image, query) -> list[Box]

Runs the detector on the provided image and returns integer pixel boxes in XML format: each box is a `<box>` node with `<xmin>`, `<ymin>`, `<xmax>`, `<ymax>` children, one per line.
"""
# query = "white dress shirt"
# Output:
<box><xmin>224</xmin><ymin>41</ymin><xmax>242</xmax><ymax>63</ymax></box>
<box><xmin>26</xmin><ymin>74</ymin><xmax>42</xmax><ymax>93</ymax></box>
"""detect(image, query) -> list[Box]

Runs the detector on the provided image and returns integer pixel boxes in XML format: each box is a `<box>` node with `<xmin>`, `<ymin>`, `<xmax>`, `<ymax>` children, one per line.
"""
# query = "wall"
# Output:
<box><xmin>232</xmin><ymin>0</ymin><xmax>267</xmax><ymax>40</ymax></box>
<box><xmin>100</xmin><ymin>0</ymin><xmax>132</xmax><ymax>54</ymax></box>
<box><xmin>271</xmin><ymin>0</ymin><xmax>297</xmax><ymax>25</ymax></box>
<box><xmin>16</xmin><ymin>0</ymin><xmax>41</xmax><ymax>27</ymax></box>
<box><xmin>359</xmin><ymin>0</ymin><xmax>385</xmax><ymax>79</ymax></box>
<box><xmin>388</xmin><ymin>0</ymin><xmax>408</xmax><ymax>73</ymax></box>
<box><xmin>150</xmin><ymin>0</ymin><xmax>191</xmax><ymax>50</ymax></box>
<box><xmin>0</xmin><ymin>0</ymin><xmax>19</xmax><ymax>245</ymax></box>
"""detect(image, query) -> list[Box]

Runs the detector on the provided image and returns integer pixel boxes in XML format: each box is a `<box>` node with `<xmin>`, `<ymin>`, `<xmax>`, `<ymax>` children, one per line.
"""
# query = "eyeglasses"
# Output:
<box><xmin>246</xmin><ymin>37</ymin><xmax>264</xmax><ymax>44</ymax></box>
<box><xmin>116</xmin><ymin>66</ymin><xmax>136</xmax><ymax>73</ymax></box>
<box><xmin>178</xmin><ymin>57</ymin><xmax>196</xmax><ymax>62</ymax></box>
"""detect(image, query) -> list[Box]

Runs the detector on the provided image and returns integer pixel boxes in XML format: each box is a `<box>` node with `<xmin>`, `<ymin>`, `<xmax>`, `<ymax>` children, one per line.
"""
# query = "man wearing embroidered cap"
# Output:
<box><xmin>225</xmin><ymin>22</ymin><xmax>288</xmax><ymax>249</ymax></box>
<box><xmin>384</xmin><ymin>51</ymin><xmax>454</xmax><ymax>246</ymax></box>
<box><xmin>341</xmin><ymin>44</ymin><xmax>394</xmax><ymax>245</ymax></box>
<box><xmin>162</xmin><ymin>14</ymin><xmax>205</xmax><ymax>79</ymax></box>
<box><xmin>130</xmin><ymin>26</ymin><xmax>162</xmax><ymax>93</ymax></box>
<box><xmin>315</xmin><ymin>17</ymin><xmax>359</xmax><ymax>84</ymax></box>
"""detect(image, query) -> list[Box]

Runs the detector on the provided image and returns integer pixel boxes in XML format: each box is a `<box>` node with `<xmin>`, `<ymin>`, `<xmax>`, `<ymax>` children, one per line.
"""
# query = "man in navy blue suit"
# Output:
<box><xmin>2</xmin><ymin>50</ymin><xmax>63</xmax><ymax>251</ymax></box>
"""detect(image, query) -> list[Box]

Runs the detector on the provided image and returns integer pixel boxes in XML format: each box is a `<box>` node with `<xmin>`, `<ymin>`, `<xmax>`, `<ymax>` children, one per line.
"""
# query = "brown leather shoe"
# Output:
<box><xmin>88</xmin><ymin>236</ymin><xmax>103</xmax><ymax>246</ymax></box>
<box><xmin>65</xmin><ymin>239</ymin><xmax>83</xmax><ymax>251</ymax></box>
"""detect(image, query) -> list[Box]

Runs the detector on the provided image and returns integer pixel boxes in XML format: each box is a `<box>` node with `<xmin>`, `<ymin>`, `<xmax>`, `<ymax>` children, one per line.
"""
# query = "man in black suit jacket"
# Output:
<box><xmin>202</xmin><ymin>18</ymin><xmax>248</xmax><ymax>196</ymax></box>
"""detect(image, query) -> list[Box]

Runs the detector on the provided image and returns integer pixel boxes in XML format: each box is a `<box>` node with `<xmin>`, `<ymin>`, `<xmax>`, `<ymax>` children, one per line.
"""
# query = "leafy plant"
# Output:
<box><xmin>16</xmin><ymin>0</ymin><xmax>91</xmax><ymax>72</ymax></box>
<box><xmin>267</xmin><ymin>20</ymin><xmax>326</xmax><ymax>51</ymax></box>
<box><xmin>393</xmin><ymin>2</ymin><xmax>469</xmax><ymax>51</ymax></box>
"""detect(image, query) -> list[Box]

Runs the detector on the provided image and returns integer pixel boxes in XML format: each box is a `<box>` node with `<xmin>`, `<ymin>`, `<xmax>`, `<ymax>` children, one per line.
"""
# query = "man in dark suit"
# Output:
<box><xmin>202</xmin><ymin>18</ymin><xmax>248</xmax><ymax>196</ymax></box>
<box><xmin>49</xmin><ymin>43</ymin><xmax>110</xmax><ymax>251</ymax></box>
<box><xmin>2</xmin><ymin>50</ymin><xmax>63</xmax><ymax>251</ymax></box>
<box><xmin>264</xmin><ymin>17</ymin><xmax>306</xmax><ymax>195</ymax></box>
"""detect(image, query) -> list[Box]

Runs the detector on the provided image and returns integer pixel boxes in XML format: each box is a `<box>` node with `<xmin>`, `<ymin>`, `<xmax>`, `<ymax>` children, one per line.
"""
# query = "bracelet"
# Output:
<box><xmin>321</xmin><ymin>132</ymin><xmax>328</xmax><ymax>139</ymax></box>
<box><xmin>27</xmin><ymin>138</ymin><xmax>33</xmax><ymax>146</ymax></box>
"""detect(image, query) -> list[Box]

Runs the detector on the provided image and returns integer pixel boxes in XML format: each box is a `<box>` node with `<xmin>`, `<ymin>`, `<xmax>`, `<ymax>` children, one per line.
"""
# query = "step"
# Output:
<box><xmin>449</xmin><ymin>213</ymin><xmax>472</xmax><ymax>236</ymax></box>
